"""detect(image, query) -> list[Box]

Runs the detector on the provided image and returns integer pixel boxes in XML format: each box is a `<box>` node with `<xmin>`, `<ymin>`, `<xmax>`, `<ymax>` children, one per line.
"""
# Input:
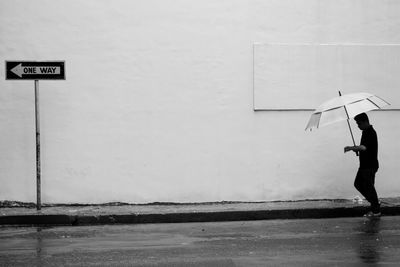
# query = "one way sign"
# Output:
<box><xmin>6</xmin><ymin>61</ymin><xmax>65</xmax><ymax>80</ymax></box>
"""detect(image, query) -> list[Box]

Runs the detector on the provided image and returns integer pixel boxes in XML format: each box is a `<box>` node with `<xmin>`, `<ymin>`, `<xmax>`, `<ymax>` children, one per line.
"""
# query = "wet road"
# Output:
<box><xmin>1</xmin><ymin>216</ymin><xmax>400</xmax><ymax>266</ymax></box>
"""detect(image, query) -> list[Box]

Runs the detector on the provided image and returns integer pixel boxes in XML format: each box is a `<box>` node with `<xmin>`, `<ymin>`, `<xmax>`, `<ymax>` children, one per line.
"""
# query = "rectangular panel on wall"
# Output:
<box><xmin>253</xmin><ymin>44</ymin><xmax>400</xmax><ymax>110</ymax></box>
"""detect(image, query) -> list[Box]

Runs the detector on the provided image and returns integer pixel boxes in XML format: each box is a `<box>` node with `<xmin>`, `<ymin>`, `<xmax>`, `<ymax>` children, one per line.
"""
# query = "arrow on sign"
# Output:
<box><xmin>11</xmin><ymin>63</ymin><xmax>61</xmax><ymax>78</ymax></box>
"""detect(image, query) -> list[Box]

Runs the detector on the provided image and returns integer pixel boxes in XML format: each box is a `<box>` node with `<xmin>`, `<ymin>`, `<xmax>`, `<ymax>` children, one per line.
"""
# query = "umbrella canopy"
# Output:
<box><xmin>305</xmin><ymin>92</ymin><xmax>390</xmax><ymax>131</ymax></box>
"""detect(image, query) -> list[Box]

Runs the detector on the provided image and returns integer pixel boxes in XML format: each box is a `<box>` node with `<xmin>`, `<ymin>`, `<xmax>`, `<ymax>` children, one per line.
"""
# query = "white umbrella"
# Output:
<box><xmin>305</xmin><ymin>91</ymin><xmax>390</xmax><ymax>150</ymax></box>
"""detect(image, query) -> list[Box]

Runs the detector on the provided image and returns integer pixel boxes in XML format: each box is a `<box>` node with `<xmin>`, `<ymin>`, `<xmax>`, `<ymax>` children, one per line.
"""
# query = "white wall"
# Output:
<box><xmin>254</xmin><ymin>44</ymin><xmax>400</xmax><ymax>110</ymax></box>
<box><xmin>1</xmin><ymin>0</ymin><xmax>399</xmax><ymax>203</ymax></box>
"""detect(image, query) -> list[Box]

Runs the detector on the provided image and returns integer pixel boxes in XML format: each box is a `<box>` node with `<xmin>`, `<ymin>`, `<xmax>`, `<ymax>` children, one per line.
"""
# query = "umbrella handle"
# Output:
<box><xmin>346</xmin><ymin>117</ymin><xmax>359</xmax><ymax>157</ymax></box>
<box><xmin>339</xmin><ymin>91</ymin><xmax>359</xmax><ymax>157</ymax></box>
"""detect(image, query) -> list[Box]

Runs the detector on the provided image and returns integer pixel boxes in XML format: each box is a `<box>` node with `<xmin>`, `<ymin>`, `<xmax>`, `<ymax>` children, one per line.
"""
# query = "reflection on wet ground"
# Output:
<box><xmin>356</xmin><ymin>218</ymin><xmax>382</xmax><ymax>264</ymax></box>
<box><xmin>1</xmin><ymin>217</ymin><xmax>400</xmax><ymax>266</ymax></box>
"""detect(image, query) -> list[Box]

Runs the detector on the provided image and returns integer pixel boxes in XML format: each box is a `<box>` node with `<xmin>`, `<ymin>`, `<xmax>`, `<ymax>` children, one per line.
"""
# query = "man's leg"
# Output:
<box><xmin>354</xmin><ymin>169</ymin><xmax>367</xmax><ymax>199</ymax></box>
<box><xmin>364</xmin><ymin>169</ymin><xmax>380</xmax><ymax>213</ymax></box>
<box><xmin>355</xmin><ymin>169</ymin><xmax>380</xmax><ymax>214</ymax></box>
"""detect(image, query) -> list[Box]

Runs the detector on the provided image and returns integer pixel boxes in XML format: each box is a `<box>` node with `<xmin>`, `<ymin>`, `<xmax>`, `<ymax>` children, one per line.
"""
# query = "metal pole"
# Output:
<box><xmin>35</xmin><ymin>80</ymin><xmax>41</xmax><ymax>210</ymax></box>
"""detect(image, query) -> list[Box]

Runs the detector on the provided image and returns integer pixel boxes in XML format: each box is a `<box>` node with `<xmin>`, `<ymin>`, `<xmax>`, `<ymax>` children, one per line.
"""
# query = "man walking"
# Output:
<box><xmin>344</xmin><ymin>113</ymin><xmax>381</xmax><ymax>217</ymax></box>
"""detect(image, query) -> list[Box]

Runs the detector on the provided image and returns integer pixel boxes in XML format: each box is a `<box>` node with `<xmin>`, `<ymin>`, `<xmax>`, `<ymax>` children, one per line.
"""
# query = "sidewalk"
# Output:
<box><xmin>1</xmin><ymin>198</ymin><xmax>400</xmax><ymax>226</ymax></box>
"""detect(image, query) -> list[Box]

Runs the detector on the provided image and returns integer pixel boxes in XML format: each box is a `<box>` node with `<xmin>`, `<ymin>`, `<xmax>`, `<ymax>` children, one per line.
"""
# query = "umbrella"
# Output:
<box><xmin>305</xmin><ymin>91</ymin><xmax>390</xmax><ymax>151</ymax></box>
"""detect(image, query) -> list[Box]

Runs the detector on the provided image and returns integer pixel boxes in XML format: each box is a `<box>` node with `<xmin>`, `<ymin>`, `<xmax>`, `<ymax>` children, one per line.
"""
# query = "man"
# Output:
<box><xmin>344</xmin><ymin>113</ymin><xmax>380</xmax><ymax>217</ymax></box>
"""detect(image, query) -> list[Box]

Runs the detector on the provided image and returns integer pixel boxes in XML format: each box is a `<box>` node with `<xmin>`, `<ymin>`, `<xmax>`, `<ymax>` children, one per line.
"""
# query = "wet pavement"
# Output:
<box><xmin>1</xmin><ymin>216</ymin><xmax>400</xmax><ymax>266</ymax></box>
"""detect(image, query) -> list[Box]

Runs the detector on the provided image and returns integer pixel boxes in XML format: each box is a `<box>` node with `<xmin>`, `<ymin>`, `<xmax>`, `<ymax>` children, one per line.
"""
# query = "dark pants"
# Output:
<box><xmin>354</xmin><ymin>168</ymin><xmax>380</xmax><ymax>213</ymax></box>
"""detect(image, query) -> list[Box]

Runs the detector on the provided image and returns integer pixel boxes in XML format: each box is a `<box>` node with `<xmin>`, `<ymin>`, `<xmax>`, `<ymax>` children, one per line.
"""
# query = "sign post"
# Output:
<box><xmin>6</xmin><ymin>61</ymin><xmax>65</xmax><ymax>210</ymax></box>
<box><xmin>35</xmin><ymin>80</ymin><xmax>41</xmax><ymax>210</ymax></box>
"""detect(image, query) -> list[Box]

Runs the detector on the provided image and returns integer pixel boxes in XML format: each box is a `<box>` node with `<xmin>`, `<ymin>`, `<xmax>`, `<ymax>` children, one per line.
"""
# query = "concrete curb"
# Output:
<box><xmin>1</xmin><ymin>206</ymin><xmax>400</xmax><ymax>226</ymax></box>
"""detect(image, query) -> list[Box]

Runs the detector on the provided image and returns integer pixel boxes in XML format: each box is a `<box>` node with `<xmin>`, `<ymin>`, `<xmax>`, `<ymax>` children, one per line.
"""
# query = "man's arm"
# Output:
<box><xmin>344</xmin><ymin>145</ymin><xmax>366</xmax><ymax>153</ymax></box>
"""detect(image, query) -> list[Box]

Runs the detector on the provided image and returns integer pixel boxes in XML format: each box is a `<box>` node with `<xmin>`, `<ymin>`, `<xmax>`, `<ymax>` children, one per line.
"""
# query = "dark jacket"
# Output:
<box><xmin>359</xmin><ymin>125</ymin><xmax>379</xmax><ymax>170</ymax></box>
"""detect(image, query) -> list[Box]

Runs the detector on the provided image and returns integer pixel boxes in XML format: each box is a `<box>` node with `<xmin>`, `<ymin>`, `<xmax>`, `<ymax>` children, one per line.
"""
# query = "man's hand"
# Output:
<box><xmin>344</xmin><ymin>146</ymin><xmax>354</xmax><ymax>153</ymax></box>
<box><xmin>344</xmin><ymin>145</ymin><xmax>366</xmax><ymax>153</ymax></box>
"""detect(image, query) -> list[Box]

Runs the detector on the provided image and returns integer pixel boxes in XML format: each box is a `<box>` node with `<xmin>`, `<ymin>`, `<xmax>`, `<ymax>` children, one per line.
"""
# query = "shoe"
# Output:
<box><xmin>364</xmin><ymin>211</ymin><xmax>381</xmax><ymax>218</ymax></box>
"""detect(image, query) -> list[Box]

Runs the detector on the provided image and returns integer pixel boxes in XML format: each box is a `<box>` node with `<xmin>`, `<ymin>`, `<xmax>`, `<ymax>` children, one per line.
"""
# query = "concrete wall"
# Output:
<box><xmin>1</xmin><ymin>0</ymin><xmax>399</xmax><ymax>203</ymax></box>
